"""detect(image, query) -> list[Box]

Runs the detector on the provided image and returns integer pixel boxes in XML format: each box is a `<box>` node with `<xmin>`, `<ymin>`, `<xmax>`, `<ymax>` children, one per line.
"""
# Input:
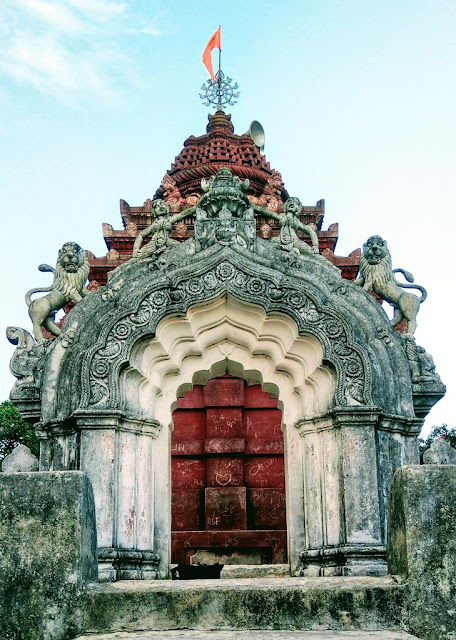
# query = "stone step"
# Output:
<box><xmin>74</xmin><ymin>631</ymin><xmax>420</xmax><ymax>640</ymax></box>
<box><xmin>220</xmin><ymin>563</ymin><xmax>290</xmax><ymax>579</ymax></box>
<box><xmin>78</xmin><ymin>576</ymin><xmax>406</xmax><ymax>635</ymax></box>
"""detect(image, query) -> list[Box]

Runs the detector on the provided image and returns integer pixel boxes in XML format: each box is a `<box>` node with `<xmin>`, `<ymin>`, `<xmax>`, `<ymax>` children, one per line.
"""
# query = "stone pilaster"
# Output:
<box><xmin>75</xmin><ymin>410</ymin><xmax>161</xmax><ymax>581</ymax></box>
<box><xmin>296</xmin><ymin>407</ymin><xmax>387</xmax><ymax>576</ymax></box>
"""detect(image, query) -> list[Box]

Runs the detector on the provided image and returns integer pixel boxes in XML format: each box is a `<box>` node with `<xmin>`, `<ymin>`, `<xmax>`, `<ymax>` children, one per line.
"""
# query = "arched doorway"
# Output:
<box><xmin>171</xmin><ymin>375</ymin><xmax>287</xmax><ymax>566</ymax></box>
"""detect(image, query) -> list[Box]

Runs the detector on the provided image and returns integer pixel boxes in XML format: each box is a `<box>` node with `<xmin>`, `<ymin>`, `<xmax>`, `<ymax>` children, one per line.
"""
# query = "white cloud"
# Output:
<box><xmin>138</xmin><ymin>25</ymin><xmax>162</xmax><ymax>36</ymax></box>
<box><xmin>62</xmin><ymin>0</ymin><xmax>126</xmax><ymax>18</ymax></box>
<box><xmin>2</xmin><ymin>33</ymin><xmax>117</xmax><ymax>100</ymax></box>
<box><xmin>15</xmin><ymin>0</ymin><xmax>89</xmax><ymax>35</ymax></box>
<box><xmin>0</xmin><ymin>0</ymin><xmax>159</xmax><ymax>103</ymax></box>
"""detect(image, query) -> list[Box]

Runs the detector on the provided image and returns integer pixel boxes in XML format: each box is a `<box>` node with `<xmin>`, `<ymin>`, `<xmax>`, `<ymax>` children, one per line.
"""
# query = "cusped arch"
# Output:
<box><xmin>119</xmin><ymin>294</ymin><xmax>335</xmax><ymax>428</ymax></box>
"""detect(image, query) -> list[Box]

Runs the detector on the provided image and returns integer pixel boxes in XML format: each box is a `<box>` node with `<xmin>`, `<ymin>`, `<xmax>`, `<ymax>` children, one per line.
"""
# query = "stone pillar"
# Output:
<box><xmin>388</xmin><ymin>465</ymin><xmax>456</xmax><ymax>640</ymax></box>
<box><xmin>0</xmin><ymin>471</ymin><xmax>97</xmax><ymax>640</ymax></box>
<box><xmin>77</xmin><ymin>412</ymin><xmax>118</xmax><ymax>581</ymax></box>
<box><xmin>338</xmin><ymin>409</ymin><xmax>382</xmax><ymax>545</ymax></box>
<box><xmin>283</xmin><ymin>420</ymin><xmax>306</xmax><ymax>576</ymax></box>
<box><xmin>75</xmin><ymin>410</ymin><xmax>161</xmax><ymax>581</ymax></box>
<box><xmin>375</xmin><ymin>417</ymin><xmax>422</xmax><ymax>541</ymax></box>
<box><xmin>297</xmin><ymin>408</ymin><xmax>386</xmax><ymax>576</ymax></box>
<box><xmin>115</xmin><ymin>418</ymin><xmax>160</xmax><ymax>579</ymax></box>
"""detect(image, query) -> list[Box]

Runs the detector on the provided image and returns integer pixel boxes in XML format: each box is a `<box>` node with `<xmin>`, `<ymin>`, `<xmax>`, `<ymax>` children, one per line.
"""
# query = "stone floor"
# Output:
<box><xmin>75</xmin><ymin>631</ymin><xmax>420</xmax><ymax>640</ymax></box>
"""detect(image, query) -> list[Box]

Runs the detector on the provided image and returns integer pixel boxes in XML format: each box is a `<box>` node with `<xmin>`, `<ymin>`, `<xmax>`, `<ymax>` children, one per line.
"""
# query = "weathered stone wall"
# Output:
<box><xmin>388</xmin><ymin>465</ymin><xmax>456</xmax><ymax>640</ymax></box>
<box><xmin>0</xmin><ymin>471</ymin><xmax>98</xmax><ymax>640</ymax></box>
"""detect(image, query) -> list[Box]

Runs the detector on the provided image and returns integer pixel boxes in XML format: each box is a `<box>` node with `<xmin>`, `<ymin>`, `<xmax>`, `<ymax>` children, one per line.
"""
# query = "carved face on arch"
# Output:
<box><xmin>363</xmin><ymin>235</ymin><xmax>388</xmax><ymax>265</ymax></box>
<box><xmin>152</xmin><ymin>199</ymin><xmax>169</xmax><ymax>218</ymax></box>
<box><xmin>58</xmin><ymin>242</ymin><xmax>85</xmax><ymax>273</ymax></box>
<box><xmin>284</xmin><ymin>197</ymin><xmax>302</xmax><ymax>216</ymax></box>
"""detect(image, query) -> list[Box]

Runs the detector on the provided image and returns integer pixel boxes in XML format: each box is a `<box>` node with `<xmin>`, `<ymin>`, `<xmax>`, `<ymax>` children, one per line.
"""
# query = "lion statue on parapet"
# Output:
<box><xmin>26</xmin><ymin>242</ymin><xmax>90</xmax><ymax>341</ymax></box>
<box><xmin>355</xmin><ymin>235</ymin><xmax>426</xmax><ymax>335</ymax></box>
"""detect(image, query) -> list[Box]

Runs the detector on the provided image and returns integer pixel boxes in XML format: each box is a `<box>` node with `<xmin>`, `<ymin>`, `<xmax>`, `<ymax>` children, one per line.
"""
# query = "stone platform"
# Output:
<box><xmin>74</xmin><ymin>631</ymin><xmax>419</xmax><ymax>639</ymax></box>
<box><xmin>78</xmin><ymin>576</ymin><xmax>406</xmax><ymax>636</ymax></box>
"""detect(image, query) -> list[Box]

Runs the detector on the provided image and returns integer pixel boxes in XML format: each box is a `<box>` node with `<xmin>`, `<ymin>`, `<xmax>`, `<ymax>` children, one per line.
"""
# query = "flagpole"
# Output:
<box><xmin>217</xmin><ymin>25</ymin><xmax>222</xmax><ymax>111</ymax></box>
<box><xmin>218</xmin><ymin>25</ymin><xmax>221</xmax><ymax>75</ymax></box>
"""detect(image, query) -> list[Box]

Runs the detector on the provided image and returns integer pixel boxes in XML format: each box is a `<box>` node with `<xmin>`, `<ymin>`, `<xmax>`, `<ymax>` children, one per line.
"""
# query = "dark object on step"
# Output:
<box><xmin>171</xmin><ymin>563</ymin><xmax>224</xmax><ymax>580</ymax></box>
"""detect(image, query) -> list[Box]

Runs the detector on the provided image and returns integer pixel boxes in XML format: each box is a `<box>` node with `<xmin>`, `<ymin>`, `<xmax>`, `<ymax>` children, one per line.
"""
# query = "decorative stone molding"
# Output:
<box><xmin>295</xmin><ymin>407</ymin><xmax>423</xmax><ymax>437</ymax></box>
<box><xmin>300</xmin><ymin>544</ymin><xmax>387</xmax><ymax>577</ymax></box>
<box><xmin>98</xmin><ymin>547</ymin><xmax>160</xmax><ymax>582</ymax></box>
<box><xmin>73</xmin><ymin>410</ymin><xmax>161</xmax><ymax>438</ymax></box>
<box><xmin>80</xmin><ymin>253</ymin><xmax>371</xmax><ymax>413</ymax></box>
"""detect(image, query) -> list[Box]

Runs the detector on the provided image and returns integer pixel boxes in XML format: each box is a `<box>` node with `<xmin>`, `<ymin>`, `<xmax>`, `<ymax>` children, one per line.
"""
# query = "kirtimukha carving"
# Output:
<box><xmin>26</xmin><ymin>242</ymin><xmax>90</xmax><ymax>341</ymax></box>
<box><xmin>132</xmin><ymin>199</ymin><xmax>191</xmax><ymax>259</ymax></box>
<box><xmin>355</xmin><ymin>235</ymin><xmax>426</xmax><ymax>335</ymax></box>
<box><xmin>255</xmin><ymin>197</ymin><xmax>320</xmax><ymax>255</ymax></box>
<box><xmin>194</xmin><ymin>168</ymin><xmax>256</xmax><ymax>252</ymax></box>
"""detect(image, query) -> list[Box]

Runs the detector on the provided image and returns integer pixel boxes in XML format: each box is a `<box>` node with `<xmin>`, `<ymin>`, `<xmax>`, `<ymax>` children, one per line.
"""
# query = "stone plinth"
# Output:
<box><xmin>0</xmin><ymin>471</ymin><xmax>98</xmax><ymax>640</ymax></box>
<box><xmin>78</xmin><ymin>576</ymin><xmax>405</xmax><ymax>634</ymax></box>
<box><xmin>388</xmin><ymin>465</ymin><xmax>456</xmax><ymax>640</ymax></box>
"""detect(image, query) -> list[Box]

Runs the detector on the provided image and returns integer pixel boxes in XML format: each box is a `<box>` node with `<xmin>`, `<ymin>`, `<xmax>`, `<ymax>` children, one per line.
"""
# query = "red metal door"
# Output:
<box><xmin>171</xmin><ymin>376</ymin><xmax>287</xmax><ymax>565</ymax></box>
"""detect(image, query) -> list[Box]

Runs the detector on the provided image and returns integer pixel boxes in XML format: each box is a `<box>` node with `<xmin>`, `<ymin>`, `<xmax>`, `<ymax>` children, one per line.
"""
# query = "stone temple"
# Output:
<box><xmin>3</xmin><ymin>107</ymin><xmax>453</xmax><ymax>640</ymax></box>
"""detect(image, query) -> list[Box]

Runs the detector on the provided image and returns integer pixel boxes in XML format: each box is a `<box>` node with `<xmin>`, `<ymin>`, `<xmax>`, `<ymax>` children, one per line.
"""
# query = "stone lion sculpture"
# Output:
<box><xmin>355</xmin><ymin>235</ymin><xmax>426</xmax><ymax>335</ymax></box>
<box><xmin>25</xmin><ymin>242</ymin><xmax>90</xmax><ymax>341</ymax></box>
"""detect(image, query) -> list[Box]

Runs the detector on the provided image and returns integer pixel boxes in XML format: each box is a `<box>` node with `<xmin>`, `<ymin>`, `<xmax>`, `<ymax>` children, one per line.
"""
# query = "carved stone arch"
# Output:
<box><xmin>76</xmin><ymin>252</ymin><xmax>376</xmax><ymax>414</ymax></box>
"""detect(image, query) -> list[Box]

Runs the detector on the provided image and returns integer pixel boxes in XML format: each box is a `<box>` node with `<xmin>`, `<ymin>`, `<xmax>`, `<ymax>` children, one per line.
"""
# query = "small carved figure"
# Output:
<box><xmin>160</xmin><ymin>175</ymin><xmax>184</xmax><ymax>207</ymax></box>
<box><xmin>215</xmin><ymin>206</ymin><xmax>237</xmax><ymax>245</ymax></box>
<box><xmin>257</xmin><ymin>170</ymin><xmax>283</xmax><ymax>211</ymax></box>
<box><xmin>132</xmin><ymin>199</ymin><xmax>194</xmax><ymax>259</ymax></box>
<box><xmin>256</xmin><ymin>197</ymin><xmax>319</xmax><ymax>255</ymax></box>
<box><xmin>25</xmin><ymin>242</ymin><xmax>90</xmax><ymax>341</ymax></box>
<box><xmin>355</xmin><ymin>236</ymin><xmax>427</xmax><ymax>335</ymax></box>
<box><xmin>423</xmin><ymin>439</ymin><xmax>456</xmax><ymax>465</ymax></box>
<box><xmin>417</xmin><ymin>346</ymin><xmax>437</xmax><ymax>377</ymax></box>
<box><xmin>260</xmin><ymin>223</ymin><xmax>272</xmax><ymax>239</ymax></box>
<box><xmin>403</xmin><ymin>335</ymin><xmax>441</xmax><ymax>382</ymax></box>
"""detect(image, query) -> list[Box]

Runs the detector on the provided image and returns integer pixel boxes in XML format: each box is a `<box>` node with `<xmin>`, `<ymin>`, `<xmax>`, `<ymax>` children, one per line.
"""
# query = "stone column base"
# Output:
<box><xmin>300</xmin><ymin>544</ymin><xmax>387</xmax><ymax>577</ymax></box>
<box><xmin>98</xmin><ymin>547</ymin><xmax>160</xmax><ymax>581</ymax></box>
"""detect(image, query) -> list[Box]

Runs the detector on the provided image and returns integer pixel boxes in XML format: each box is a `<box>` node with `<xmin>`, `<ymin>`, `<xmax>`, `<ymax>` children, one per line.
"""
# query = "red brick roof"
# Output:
<box><xmin>154</xmin><ymin>110</ymin><xmax>289</xmax><ymax>204</ymax></box>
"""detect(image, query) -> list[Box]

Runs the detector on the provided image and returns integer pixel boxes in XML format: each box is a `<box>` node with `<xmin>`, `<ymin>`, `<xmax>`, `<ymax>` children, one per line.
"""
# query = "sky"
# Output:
<box><xmin>0</xmin><ymin>0</ymin><xmax>454</xmax><ymax>435</ymax></box>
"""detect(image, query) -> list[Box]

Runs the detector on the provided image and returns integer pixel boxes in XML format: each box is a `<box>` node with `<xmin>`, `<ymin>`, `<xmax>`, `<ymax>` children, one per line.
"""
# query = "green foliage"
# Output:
<box><xmin>419</xmin><ymin>424</ymin><xmax>456</xmax><ymax>457</ymax></box>
<box><xmin>0</xmin><ymin>400</ymin><xmax>39</xmax><ymax>469</ymax></box>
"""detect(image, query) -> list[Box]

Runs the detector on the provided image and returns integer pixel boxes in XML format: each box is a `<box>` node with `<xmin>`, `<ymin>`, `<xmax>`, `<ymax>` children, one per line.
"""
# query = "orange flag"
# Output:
<box><xmin>202</xmin><ymin>27</ymin><xmax>221</xmax><ymax>81</ymax></box>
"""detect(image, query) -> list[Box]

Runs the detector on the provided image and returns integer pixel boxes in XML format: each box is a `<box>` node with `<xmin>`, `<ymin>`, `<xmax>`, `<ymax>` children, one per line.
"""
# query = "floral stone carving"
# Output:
<box><xmin>7</xmin><ymin>326</ymin><xmax>54</xmax><ymax>404</ymax></box>
<box><xmin>82</xmin><ymin>253</ymin><xmax>370</xmax><ymax>410</ymax></box>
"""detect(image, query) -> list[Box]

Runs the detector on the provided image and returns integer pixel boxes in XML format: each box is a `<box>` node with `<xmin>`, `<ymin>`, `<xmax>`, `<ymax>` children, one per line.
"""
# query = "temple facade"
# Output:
<box><xmin>7</xmin><ymin>110</ymin><xmax>445</xmax><ymax>581</ymax></box>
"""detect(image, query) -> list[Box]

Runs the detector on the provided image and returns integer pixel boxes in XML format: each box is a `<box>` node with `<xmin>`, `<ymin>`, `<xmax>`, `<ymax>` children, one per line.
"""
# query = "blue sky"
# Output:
<box><xmin>1</xmin><ymin>0</ymin><xmax>454</xmax><ymax>433</ymax></box>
